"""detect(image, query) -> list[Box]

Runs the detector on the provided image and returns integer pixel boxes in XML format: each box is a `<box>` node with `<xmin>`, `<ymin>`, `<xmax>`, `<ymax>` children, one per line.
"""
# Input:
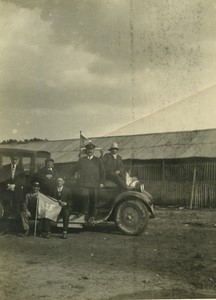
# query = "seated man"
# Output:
<box><xmin>19</xmin><ymin>182</ymin><xmax>40</xmax><ymax>236</ymax></box>
<box><xmin>52</xmin><ymin>177</ymin><xmax>72</xmax><ymax>239</ymax></box>
<box><xmin>19</xmin><ymin>182</ymin><xmax>51</xmax><ymax>238</ymax></box>
<box><xmin>102</xmin><ymin>143</ymin><xmax>128</xmax><ymax>190</ymax></box>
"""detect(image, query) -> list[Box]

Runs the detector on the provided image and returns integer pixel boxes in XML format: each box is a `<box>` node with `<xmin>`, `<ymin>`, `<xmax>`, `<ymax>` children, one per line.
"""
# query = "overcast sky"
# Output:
<box><xmin>0</xmin><ymin>0</ymin><xmax>216</xmax><ymax>141</ymax></box>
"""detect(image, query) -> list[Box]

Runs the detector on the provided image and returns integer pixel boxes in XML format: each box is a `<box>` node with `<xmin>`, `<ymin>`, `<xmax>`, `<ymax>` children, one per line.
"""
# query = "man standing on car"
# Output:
<box><xmin>51</xmin><ymin>177</ymin><xmax>72</xmax><ymax>239</ymax></box>
<box><xmin>73</xmin><ymin>142</ymin><xmax>105</xmax><ymax>223</ymax></box>
<box><xmin>0</xmin><ymin>154</ymin><xmax>25</xmax><ymax>223</ymax></box>
<box><xmin>102</xmin><ymin>142</ymin><xmax>128</xmax><ymax>190</ymax></box>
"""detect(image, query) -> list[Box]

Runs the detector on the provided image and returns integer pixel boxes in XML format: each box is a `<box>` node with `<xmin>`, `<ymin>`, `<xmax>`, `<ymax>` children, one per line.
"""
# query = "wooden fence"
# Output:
<box><xmin>127</xmin><ymin>161</ymin><xmax>216</xmax><ymax>208</ymax></box>
<box><xmin>128</xmin><ymin>161</ymin><xmax>216</xmax><ymax>182</ymax></box>
<box><xmin>143</xmin><ymin>181</ymin><xmax>216</xmax><ymax>208</ymax></box>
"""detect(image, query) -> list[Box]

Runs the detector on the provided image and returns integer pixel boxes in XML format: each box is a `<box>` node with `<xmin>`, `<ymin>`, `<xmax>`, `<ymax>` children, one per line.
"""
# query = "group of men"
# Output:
<box><xmin>0</xmin><ymin>141</ymin><xmax>127</xmax><ymax>239</ymax></box>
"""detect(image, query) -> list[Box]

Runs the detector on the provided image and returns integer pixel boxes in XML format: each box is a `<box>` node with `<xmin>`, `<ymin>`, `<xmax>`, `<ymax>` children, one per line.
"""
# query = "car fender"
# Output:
<box><xmin>105</xmin><ymin>191</ymin><xmax>154</xmax><ymax>221</ymax></box>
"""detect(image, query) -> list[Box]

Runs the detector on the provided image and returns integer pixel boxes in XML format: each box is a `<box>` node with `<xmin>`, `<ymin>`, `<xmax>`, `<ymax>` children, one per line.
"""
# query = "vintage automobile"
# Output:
<box><xmin>58</xmin><ymin>174</ymin><xmax>154</xmax><ymax>236</ymax></box>
<box><xmin>0</xmin><ymin>147</ymin><xmax>154</xmax><ymax>236</ymax></box>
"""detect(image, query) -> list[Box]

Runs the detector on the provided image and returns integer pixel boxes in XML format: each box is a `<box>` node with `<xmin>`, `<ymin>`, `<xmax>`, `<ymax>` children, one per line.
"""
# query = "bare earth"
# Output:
<box><xmin>0</xmin><ymin>208</ymin><xmax>215</xmax><ymax>300</ymax></box>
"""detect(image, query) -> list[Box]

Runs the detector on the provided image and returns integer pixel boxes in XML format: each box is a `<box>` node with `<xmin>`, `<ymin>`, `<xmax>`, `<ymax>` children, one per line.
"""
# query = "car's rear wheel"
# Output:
<box><xmin>114</xmin><ymin>199</ymin><xmax>149</xmax><ymax>235</ymax></box>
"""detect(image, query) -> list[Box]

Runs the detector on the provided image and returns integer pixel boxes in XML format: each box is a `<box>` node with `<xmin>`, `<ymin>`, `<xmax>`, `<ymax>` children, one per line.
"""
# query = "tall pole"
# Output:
<box><xmin>79</xmin><ymin>131</ymin><xmax>82</xmax><ymax>158</ymax></box>
<box><xmin>190</xmin><ymin>166</ymin><xmax>197</xmax><ymax>209</ymax></box>
<box><xmin>34</xmin><ymin>194</ymin><xmax>39</xmax><ymax>237</ymax></box>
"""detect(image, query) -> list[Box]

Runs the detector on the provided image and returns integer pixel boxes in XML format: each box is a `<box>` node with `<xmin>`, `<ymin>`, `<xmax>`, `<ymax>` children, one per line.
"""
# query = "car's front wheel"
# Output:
<box><xmin>114</xmin><ymin>199</ymin><xmax>149</xmax><ymax>235</ymax></box>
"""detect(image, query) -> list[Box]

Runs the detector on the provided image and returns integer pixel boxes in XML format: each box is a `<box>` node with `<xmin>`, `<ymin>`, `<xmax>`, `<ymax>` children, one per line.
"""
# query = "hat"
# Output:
<box><xmin>45</xmin><ymin>158</ymin><xmax>54</xmax><ymax>163</ymax></box>
<box><xmin>32</xmin><ymin>182</ymin><xmax>40</xmax><ymax>188</ymax></box>
<box><xmin>109</xmin><ymin>142</ymin><xmax>119</xmax><ymax>151</ymax></box>
<box><xmin>85</xmin><ymin>142</ymin><xmax>96</xmax><ymax>149</ymax></box>
<box><xmin>56</xmin><ymin>176</ymin><xmax>65</xmax><ymax>181</ymax></box>
<box><xmin>10</xmin><ymin>153</ymin><xmax>20</xmax><ymax>159</ymax></box>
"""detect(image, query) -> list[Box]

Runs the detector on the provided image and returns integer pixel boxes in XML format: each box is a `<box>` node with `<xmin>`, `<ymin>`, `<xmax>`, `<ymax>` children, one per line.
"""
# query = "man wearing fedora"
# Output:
<box><xmin>74</xmin><ymin>142</ymin><xmax>105</xmax><ymax>223</ymax></box>
<box><xmin>0</xmin><ymin>154</ymin><xmax>25</xmax><ymax>223</ymax></box>
<box><xmin>103</xmin><ymin>142</ymin><xmax>128</xmax><ymax>190</ymax></box>
<box><xmin>32</xmin><ymin>158</ymin><xmax>57</xmax><ymax>197</ymax></box>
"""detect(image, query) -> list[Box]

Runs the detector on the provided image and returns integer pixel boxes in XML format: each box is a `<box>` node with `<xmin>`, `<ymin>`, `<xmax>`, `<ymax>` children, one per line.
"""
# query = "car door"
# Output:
<box><xmin>95</xmin><ymin>180</ymin><xmax>121</xmax><ymax>220</ymax></box>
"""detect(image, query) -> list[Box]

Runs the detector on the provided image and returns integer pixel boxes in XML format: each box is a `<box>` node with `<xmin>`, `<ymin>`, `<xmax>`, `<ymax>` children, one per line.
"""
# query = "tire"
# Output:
<box><xmin>114</xmin><ymin>199</ymin><xmax>149</xmax><ymax>236</ymax></box>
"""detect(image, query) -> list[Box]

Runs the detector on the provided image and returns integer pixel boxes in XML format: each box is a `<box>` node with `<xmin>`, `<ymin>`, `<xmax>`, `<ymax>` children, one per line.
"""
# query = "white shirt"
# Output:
<box><xmin>57</xmin><ymin>186</ymin><xmax>63</xmax><ymax>192</ymax></box>
<box><xmin>87</xmin><ymin>155</ymin><xmax>94</xmax><ymax>160</ymax></box>
<box><xmin>112</xmin><ymin>154</ymin><xmax>118</xmax><ymax>159</ymax></box>
<box><xmin>11</xmin><ymin>164</ymin><xmax>17</xmax><ymax>179</ymax></box>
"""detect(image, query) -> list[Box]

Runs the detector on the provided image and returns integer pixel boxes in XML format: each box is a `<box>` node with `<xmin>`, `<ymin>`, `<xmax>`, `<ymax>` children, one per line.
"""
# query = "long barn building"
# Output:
<box><xmin>2</xmin><ymin>128</ymin><xmax>216</xmax><ymax>208</ymax></box>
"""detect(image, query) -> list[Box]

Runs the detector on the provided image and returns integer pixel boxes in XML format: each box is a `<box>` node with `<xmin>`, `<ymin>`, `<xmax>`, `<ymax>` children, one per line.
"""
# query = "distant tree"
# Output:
<box><xmin>0</xmin><ymin>138</ymin><xmax>48</xmax><ymax>144</ymax></box>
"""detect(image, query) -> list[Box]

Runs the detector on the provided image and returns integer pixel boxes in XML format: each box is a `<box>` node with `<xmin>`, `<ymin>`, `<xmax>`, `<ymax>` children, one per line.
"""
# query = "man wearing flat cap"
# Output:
<box><xmin>0</xmin><ymin>154</ymin><xmax>25</xmax><ymax>222</ymax></box>
<box><xmin>19</xmin><ymin>181</ymin><xmax>53</xmax><ymax>237</ymax></box>
<box><xmin>32</xmin><ymin>158</ymin><xmax>57</xmax><ymax>196</ymax></box>
<box><xmin>102</xmin><ymin>142</ymin><xmax>127</xmax><ymax>190</ymax></box>
<box><xmin>73</xmin><ymin>142</ymin><xmax>105</xmax><ymax>223</ymax></box>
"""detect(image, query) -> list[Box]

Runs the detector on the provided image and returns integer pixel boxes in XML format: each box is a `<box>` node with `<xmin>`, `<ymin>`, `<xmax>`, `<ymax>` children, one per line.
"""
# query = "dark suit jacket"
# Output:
<box><xmin>0</xmin><ymin>163</ymin><xmax>25</xmax><ymax>191</ymax></box>
<box><xmin>32</xmin><ymin>167</ymin><xmax>57</xmax><ymax>196</ymax></box>
<box><xmin>51</xmin><ymin>186</ymin><xmax>72</xmax><ymax>208</ymax></box>
<box><xmin>102</xmin><ymin>153</ymin><xmax>124</xmax><ymax>174</ymax></box>
<box><xmin>74</xmin><ymin>156</ymin><xmax>105</xmax><ymax>188</ymax></box>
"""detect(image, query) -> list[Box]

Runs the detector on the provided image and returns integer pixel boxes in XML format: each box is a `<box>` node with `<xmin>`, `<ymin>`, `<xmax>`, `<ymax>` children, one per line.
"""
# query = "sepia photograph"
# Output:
<box><xmin>0</xmin><ymin>0</ymin><xmax>216</xmax><ymax>299</ymax></box>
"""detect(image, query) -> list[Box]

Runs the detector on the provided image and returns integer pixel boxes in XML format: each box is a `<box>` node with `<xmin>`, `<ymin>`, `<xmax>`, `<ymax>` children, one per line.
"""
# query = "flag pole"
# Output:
<box><xmin>79</xmin><ymin>131</ymin><xmax>82</xmax><ymax>158</ymax></box>
<box><xmin>34</xmin><ymin>194</ymin><xmax>39</xmax><ymax>238</ymax></box>
<box><xmin>80</xmin><ymin>131</ymin><xmax>82</xmax><ymax>150</ymax></box>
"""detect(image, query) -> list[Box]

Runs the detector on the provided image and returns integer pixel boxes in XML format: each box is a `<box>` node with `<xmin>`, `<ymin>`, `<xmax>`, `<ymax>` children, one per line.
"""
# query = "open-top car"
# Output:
<box><xmin>58</xmin><ymin>174</ymin><xmax>154</xmax><ymax>236</ymax></box>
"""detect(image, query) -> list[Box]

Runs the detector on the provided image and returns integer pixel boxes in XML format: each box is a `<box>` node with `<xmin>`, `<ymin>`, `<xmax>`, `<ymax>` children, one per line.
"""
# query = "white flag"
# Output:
<box><xmin>37</xmin><ymin>192</ymin><xmax>61</xmax><ymax>222</ymax></box>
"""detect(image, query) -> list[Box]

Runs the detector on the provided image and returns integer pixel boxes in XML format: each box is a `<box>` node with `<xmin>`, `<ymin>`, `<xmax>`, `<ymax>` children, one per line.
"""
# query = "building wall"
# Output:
<box><xmin>125</xmin><ymin>158</ymin><xmax>216</xmax><ymax>208</ymax></box>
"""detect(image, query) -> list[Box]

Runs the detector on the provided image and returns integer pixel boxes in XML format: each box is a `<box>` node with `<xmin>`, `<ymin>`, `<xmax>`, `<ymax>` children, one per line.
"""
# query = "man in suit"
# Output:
<box><xmin>33</xmin><ymin>158</ymin><xmax>57</xmax><ymax>196</ymax></box>
<box><xmin>102</xmin><ymin>142</ymin><xmax>128</xmax><ymax>190</ymax></box>
<box><xmin>74</xmin><ymin>142</ymin><xmax>105</xmax><ymax>223</ymax></box>
<box><xmin>0</xmin><ymin>154</ymin><xmax>25</xmax><ymax>220</ymax></box>
<box><xmin>52</xmin><ymin>177</ymin><xmax>72</xmax><ymax>239</ymax></box>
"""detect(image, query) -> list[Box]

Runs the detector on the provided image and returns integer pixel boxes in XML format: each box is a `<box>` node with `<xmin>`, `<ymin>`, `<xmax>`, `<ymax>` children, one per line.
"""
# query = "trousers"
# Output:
<box><xmin>80</xmin><ymin>187</ymin><xmax>98</xmax><ymax>218</ymax></box>
<box><xmin>58</xmin><ymin>206</ymin><xmax>70</xmax><ymax>232</ymax></box>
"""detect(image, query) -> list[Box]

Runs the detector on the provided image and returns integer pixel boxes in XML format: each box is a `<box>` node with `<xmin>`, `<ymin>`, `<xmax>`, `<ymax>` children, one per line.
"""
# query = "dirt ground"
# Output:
<box><xmin>0</xmin><ymin>208</ymin><xmax>215</xmax><ymax>300</ymax></box>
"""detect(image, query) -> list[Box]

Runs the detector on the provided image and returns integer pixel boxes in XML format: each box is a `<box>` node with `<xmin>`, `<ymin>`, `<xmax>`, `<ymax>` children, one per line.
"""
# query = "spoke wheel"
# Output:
<box><xmin>114</xmin><ymin>199</ymin><xmax>149</xmax><ymax>235</ymax></box>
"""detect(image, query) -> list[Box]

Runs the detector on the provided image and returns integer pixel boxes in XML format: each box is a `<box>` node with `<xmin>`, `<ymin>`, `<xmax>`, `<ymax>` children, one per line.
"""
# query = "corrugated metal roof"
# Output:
<box><xmin>1</xmin><ymin>128</ymin><xmax>216</xmax><ymax>163</ymax></box>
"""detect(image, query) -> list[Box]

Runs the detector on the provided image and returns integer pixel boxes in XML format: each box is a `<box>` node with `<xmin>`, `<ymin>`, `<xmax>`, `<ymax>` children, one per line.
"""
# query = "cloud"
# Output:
<box><xmin>2</xmin><ymin>0</ymin><xmax>207</xmax><ymax>71</ymax></box>
<box><xmin>0</xmin><ymin>0</ymin><xmax>216</xmax><ymax>141</ymax></box>
<box><xmin>0</xmin><ymin>1</ymin><xmax>132</xmax><ymax>111</ymax></box>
